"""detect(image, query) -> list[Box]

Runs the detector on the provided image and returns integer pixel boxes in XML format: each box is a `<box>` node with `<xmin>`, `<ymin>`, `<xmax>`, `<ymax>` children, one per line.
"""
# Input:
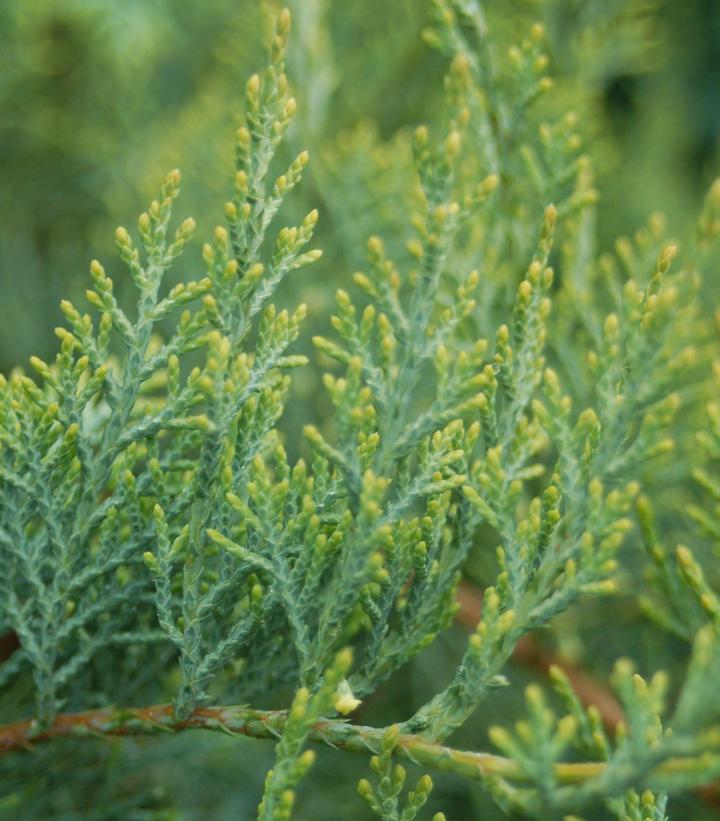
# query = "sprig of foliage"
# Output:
<box><xmin>357</xmin><ymin>726</ymin><xmax>445</xmax><ymax>821</ymax></box>
<box><xmin>2</xmin><ymin>5</ymin><xmax>720</xmax><ymax>821</ymax></box>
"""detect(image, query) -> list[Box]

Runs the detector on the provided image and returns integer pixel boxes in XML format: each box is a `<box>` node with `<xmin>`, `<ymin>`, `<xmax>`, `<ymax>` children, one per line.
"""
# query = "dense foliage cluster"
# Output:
<box><xmin>1</xmin><ymin>2</ymin><xmax>720</xmax><ymax>819</ymax></box>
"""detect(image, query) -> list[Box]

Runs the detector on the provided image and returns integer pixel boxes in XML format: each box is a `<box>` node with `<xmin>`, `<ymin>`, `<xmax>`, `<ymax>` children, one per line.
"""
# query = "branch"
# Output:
<box><xmin>0</xmin><ymin>702</ymin><xmax>716</xmax><ymax>791</ymax></box>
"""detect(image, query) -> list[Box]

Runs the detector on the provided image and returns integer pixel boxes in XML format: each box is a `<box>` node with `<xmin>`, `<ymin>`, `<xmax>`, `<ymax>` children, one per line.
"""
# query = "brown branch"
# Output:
<box><xmin>0</xmin><ymin>702</ymin><xmax>573</xmax><ymax>781</ymax></box>
<box><xmin>0</xmin><ymin>700</ymin><xmax>717</xmax><ymax>797</ymax></box>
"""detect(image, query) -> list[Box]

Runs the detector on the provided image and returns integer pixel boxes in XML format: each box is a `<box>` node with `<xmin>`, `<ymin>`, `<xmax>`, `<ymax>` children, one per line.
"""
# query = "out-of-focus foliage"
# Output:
<box><xmin>2</xmin><ymin>0</ymin><xmax>717</xmax><ymax>373</ymax></box>
<box><xmin>1</xmin><ymin>1</ymin><xmax>720</xmax><ymax>820</ymax></box>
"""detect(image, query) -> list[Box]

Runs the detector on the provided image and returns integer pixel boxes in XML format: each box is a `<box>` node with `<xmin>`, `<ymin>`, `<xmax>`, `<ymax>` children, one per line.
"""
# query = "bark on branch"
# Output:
<box><xmin>0</xmin><ymin>701</ymin><xmax>715</xmax><ymax>792</ymax></box>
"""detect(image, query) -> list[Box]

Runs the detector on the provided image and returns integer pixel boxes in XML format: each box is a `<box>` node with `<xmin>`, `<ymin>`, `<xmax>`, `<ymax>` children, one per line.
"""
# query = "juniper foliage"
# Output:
<box><xmin>1</xmin><ymin>4</ymin><xmax>720</xmax><ymax>820</ymax></box>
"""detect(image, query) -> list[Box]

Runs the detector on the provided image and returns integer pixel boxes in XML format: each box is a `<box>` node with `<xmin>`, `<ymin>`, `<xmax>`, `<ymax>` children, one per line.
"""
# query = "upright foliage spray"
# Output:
<box><xmin>2</xmin><ymin>5</ymin><xmax>720</xmax><ymax>819</ymax></box>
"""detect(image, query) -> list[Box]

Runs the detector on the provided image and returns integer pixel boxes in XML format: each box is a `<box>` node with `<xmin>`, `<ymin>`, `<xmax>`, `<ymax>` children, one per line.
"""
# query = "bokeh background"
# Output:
<box><xmin>1</xmin><ymin>0</ymin><xmax>719</xmax><ymax>818</ymax></box>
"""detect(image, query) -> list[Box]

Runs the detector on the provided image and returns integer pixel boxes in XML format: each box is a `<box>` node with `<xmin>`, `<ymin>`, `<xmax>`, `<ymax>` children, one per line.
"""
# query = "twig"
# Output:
<box><xmin>456</xmin><ymin>581</ymin><xmax>624</xmax><ymax>730</ymax></box>
<box><xmin>0</xmin><ymin>701</ymin><xmax>716</xmax><ymax>791</ymax></box>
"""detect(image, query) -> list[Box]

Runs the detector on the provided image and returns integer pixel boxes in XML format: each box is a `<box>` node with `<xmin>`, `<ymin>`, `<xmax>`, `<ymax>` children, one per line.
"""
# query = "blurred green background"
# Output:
<box><xmin>1</xmin><ymin>0</ymin><xmax>719</xmax><ymax>818</ymax></box>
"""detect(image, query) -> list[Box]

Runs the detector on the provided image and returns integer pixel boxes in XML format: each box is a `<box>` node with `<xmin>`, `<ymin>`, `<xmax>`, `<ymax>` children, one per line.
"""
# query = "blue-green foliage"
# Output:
<box><xmin>2</xmin><ymin>4</ymin><xmax>720</xmax><ymax>821</ymax></box>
